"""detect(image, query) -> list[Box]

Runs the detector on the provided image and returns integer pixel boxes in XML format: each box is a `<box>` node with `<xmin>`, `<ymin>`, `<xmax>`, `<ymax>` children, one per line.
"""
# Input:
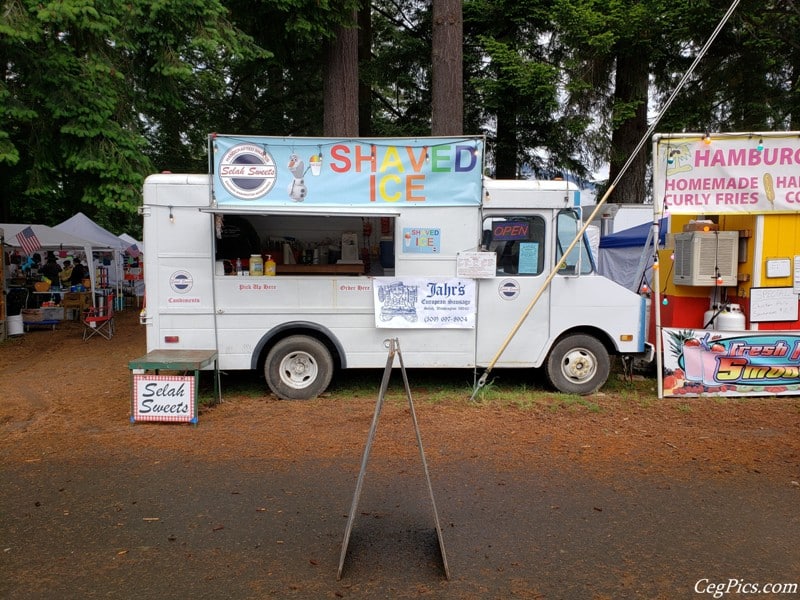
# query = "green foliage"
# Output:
<box><xmin>551</xmin><ymin>0</ymin><xmax>670</xmax><ymax>187</ymax></box>
<box><xmin>367</xmin><ymin>0</ymin><xmax>434</xmax><ymax>135</ymax></box>
<box><xmin>465</xmin><ymin>0</ymin><xmax>589</xmax><ymax>178</ymax></box>
<box><xmin>0</xmin><ymin>0</ymin><xmax>264</xmax><ymax>232</ymax></box>
<box><xmin>547</xmin><ymin>393</ymin><xmax>601</xmax><ymax>412</ymax></box>
<box><xmin>654</xmin><ymin>0</ymin><xmax>800</xmax><ymax>133</ymax></box>
<box><xmin>2</xmin><ymin>0</ymin><xmax>799</xmax><ymax>231</ymax></box>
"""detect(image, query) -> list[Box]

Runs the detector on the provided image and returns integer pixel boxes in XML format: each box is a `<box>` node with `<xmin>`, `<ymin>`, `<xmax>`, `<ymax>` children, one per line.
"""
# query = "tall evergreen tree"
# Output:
<box><xmin>0</xmin><ymin>0</ymin><xmax>261</xmax><ymax>232</ymax></box>
<box><xmin>367</xmin><ymin>0</ymin><xmax>433</xmax><ymax>136</ymax></box>
<box><xmin>654</xmin><ymin>0</ymin><xmax>800</xmax><ymax>134</ymax></box>
<box><xmin>324</xmin><ymin>9</ymin><xmax>360</xmax><ymax>136</ymax></box>
<box><xmin>432</xmin><ymin>0</ymin><xmax>464</xmax><ymax>135</ymax></box>
<box><xmin>4</xmin><ymin>0</ymin><xmax>797</xmax><ymax>227</ymax></box>
<box><xmin>210</xmin><ymin>0</ymin><xmax>359</xmax><ymax>138</ymax></box>
<box><xmin>552</xmin><ymin>0</ymin><xmax>669</xmax><ymax>203</ymax></box>
<box><xmin>465</xmin><ymin>0</ymin><xmax>588</xmax><ymax>179</ymax></box>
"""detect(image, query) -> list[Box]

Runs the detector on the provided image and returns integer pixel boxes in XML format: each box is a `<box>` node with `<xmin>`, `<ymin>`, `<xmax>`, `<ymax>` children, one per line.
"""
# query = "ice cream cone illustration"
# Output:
<box><xmin>763</xmin><ymin>172</ymin><xmax>775</xmax><ymax>208</ymax></box>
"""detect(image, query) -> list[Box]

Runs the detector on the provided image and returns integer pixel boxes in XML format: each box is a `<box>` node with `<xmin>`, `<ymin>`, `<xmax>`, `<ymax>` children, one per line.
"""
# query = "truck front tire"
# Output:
<box><xmin>265</xmin><ymin>335</ymin><xmax>334</xmax><ymax>400</ymax></box>
<box><xmin>545</xmin><ymin>334</ymin><xmax>610</xmax><ymax>395</ymax></box>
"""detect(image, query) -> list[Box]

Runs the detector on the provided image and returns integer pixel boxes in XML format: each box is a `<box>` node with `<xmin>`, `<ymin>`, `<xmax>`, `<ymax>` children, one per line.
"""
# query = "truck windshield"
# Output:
<box><xmin>556</xmin><ymin>209</ymin><xmax>593</xmax><ymax>275</ymax></box>
<box><xmin>482</xmin><ymin>216</ymin><xmax>546</xmax><ymax>276</ymax></box>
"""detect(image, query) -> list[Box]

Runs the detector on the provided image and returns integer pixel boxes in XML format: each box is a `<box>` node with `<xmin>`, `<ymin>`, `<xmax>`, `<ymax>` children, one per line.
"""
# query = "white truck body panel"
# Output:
<box><xmin>141</xmin><ymin>137</ymin><xmax>648</xmax><ymax>397</ymax></box>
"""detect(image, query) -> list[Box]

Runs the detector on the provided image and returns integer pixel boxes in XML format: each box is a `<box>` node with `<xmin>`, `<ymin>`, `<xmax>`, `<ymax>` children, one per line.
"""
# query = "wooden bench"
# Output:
<box><xmin>128</xmin><ymin>349</ymin><xmax>222</xmax><ymax>424</ymax></box>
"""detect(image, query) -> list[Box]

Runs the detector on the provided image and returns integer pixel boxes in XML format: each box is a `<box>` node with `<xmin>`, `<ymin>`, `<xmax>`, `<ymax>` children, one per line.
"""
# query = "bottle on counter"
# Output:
<box><xmin>265</xmin><ymin>255</ymin><xmax>276</xmax><ymax>276</ymax></box>
<box><xmin>249</xmin><ymin>254</ymin><xmax>264</xmax><ymax>276</ymax></box>
<box><xmin>235</xmin><ymin>257</ymin><xmax>243</xmax><ymax>276</ymax></box>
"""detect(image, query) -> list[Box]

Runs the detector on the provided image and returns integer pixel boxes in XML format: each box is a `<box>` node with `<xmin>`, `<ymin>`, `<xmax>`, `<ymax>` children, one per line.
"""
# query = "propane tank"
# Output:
<box><xmin>703</xmin><ymin>304</ymin><xmax>719</xmax><ymax>329</ymax></box>
<box><xmin>715</xmin><ymin>303</ymin><xmax>745</xmax><ymax>331</ymax></box>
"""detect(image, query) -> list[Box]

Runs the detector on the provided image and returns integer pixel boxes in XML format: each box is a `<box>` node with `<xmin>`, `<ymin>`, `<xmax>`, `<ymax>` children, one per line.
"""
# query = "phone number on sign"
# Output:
<box><xmin>423</xmin><ymin>315</ymin><xmax>469</xmax><ymax>324</ymax></box>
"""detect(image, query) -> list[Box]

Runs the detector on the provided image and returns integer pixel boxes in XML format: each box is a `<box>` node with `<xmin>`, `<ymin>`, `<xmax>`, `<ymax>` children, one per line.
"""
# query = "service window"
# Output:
<box><xmin>482</xmin><ymin>216</ymin><xmax>546</xmax><ymax>276</ymax></box>
<box><xmin>212</xmin><ymin>213</ymin><xmax>396</xmax><ymax>275</ymax></box>
<box><xmin>556</xmin><ymin>209</ymin><xmax>593</xmax><ymax>275</ymax></box>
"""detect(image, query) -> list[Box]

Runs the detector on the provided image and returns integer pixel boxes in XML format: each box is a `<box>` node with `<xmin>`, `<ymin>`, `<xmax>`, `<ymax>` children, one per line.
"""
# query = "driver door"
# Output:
<box><xmin>475</xmin><ymin>214</ymin><xmax>552</xmax><ymax>366</ymax></box>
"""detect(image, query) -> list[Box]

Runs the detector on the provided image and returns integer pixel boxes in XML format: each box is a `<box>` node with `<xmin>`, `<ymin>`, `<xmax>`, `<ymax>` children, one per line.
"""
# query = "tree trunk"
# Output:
<box><xmin>431</xmin><ymin>0</ymin><xmax>463</xmax><ymax>135</ymax></box>
<box><xmin>494</xmin><ymin>102</ymin><xmax>518</xmax><ymax>179</ymax></box>
<box><xmin>324</xmin><ymin>12</ymin><xmax>359</xmax><ymax>137</ymax></box>
<box><xmin>607</xmin><ymin>51</ymin><xmax>649</xmax><ymax>204</ymax></box>
<box><xmin>357</xmin><ymin>4</ymin><xmax>372</xmax><ymax>137</ymax></box>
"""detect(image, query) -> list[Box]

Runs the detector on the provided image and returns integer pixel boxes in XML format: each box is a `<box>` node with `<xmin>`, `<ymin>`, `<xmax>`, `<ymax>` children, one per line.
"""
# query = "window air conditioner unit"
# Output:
<box><xmin>673</xmin><ymin>231</ymin><xmax>739</xmax><ymax>286</ymax></box>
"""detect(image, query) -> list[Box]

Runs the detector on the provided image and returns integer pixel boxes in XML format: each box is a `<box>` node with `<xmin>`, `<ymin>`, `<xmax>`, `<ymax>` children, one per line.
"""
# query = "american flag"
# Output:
<box><xmin>125</xmin><ymin>243</ymin><xmax>140</xmax><ymax>258</ymax></box>
<box><xmin>16</xmin><ymin>226</ymin><xmax>42</xmax><ymax>255</ymax></box>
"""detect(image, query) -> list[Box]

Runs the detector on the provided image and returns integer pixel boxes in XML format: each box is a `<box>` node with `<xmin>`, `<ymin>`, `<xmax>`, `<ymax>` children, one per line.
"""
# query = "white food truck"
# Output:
<box><xmin>140</xmin><ymin>135</ymin><xmax>651</xmax><ymax>399</ymax></box>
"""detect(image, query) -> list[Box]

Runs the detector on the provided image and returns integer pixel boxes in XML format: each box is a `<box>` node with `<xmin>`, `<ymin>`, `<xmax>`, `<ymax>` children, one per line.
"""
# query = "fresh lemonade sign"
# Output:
<box><xmin>663</xmin><ymin>328</ymin><xmax>800</xmax><ymax>396</ymax></box>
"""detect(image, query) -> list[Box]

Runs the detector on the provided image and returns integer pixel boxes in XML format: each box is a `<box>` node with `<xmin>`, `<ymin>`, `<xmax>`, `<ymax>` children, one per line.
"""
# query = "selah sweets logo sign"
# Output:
<box><xmin>132</xmin><ymin>375</ymin><xmax>197</xmax><ymax>424</ymax></box>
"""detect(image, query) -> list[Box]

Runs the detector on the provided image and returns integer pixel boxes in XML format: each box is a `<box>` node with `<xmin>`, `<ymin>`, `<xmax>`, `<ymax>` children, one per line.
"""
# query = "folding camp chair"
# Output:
<box><xmin>82</xmin><ymin>293</ymin><xmax>115</xmax><ymax>340</ymax></box>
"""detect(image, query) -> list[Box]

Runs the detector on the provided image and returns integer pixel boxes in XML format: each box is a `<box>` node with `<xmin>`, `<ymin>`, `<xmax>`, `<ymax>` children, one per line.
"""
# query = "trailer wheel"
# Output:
<box><xmin>545</xmin><ymin>334</ymin><xmax>610</xmax><ymax>395</ymax></box>
<box><xmin>265</xmin><ymin>336</ymin><xmax>334</xmax><ymax>400</ymax></box>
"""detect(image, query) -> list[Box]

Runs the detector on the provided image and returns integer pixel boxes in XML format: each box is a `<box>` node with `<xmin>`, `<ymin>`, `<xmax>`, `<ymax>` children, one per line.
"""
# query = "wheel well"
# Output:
<box><xmin>550</xmin><ymin>326</ymin><xmax>616</xmax><ymax>356</ymax></box>
<box><xmin>252</xmin><ymin>322</ymin><xmax>345</xmax><ymax>373</ymax></box>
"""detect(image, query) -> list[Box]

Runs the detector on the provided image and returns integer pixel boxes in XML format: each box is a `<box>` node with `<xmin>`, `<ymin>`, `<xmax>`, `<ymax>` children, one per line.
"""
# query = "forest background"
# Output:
<box><xmin>1</xmin><ymin>0</ymin><xmax>797</xmax><ymax>239</ymax></box>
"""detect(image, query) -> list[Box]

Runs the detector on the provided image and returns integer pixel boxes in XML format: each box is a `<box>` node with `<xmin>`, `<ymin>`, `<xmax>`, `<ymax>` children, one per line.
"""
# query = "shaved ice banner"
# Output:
<box><xmin>209</xmin><ymin>135</ymin><xmax>484</xmax><ymax>208</ymax></box>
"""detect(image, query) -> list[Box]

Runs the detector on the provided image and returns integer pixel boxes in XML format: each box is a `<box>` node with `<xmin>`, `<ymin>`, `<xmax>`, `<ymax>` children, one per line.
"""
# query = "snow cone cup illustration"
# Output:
<box><xmin>682</xmin><ymin>339</ymin><xmax>704</xmax><ymax>382</ymax></box>
<box><xmin>309</xmin><ymin>154</ymin><xmax>322</xmax><ymax>176</ymax></box>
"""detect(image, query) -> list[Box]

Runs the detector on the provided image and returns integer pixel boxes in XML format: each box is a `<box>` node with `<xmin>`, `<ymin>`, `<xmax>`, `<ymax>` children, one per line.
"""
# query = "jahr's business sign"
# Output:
<box><xmin>653</xmin><ymin>132</ymin><xmax>800</xmax><ymax>215</ymax></box>
<box><xmin>373</xmin><ymin>277</ymin><xmax>476</xmax><ymax>329</ymax></box>
<box><xmin>209</xmin><ymin>135</ymin><xmax>484</xmax><ymax>208</ymax></box>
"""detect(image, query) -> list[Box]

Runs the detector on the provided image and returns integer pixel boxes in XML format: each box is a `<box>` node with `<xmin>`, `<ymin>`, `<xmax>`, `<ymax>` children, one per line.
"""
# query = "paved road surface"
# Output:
<box><xmin>3</xmin><ymin>447</ymin><xmax>798</xmax><ymax>599</ymax></box>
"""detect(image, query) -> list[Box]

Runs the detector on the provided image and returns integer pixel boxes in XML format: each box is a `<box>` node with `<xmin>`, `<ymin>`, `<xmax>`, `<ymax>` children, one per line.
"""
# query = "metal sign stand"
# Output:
<box><xmin>337</xmin><ymin>338</ymin><xmax>450</xmax><ymax>581</ymax></box>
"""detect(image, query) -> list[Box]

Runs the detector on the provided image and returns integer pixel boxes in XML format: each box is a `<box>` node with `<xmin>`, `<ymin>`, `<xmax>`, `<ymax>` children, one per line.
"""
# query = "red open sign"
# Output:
<box><xmin>493</xmin><ymin>222</ymin><xmax>529</xmax><ymax>240</ymax></box>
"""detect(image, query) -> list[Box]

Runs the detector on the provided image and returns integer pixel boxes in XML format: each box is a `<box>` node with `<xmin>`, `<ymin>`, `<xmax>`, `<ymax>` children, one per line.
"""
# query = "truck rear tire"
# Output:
<box><xmin>545</xmin><ymin>334</ymin><xmax>610</xmax><ymax>395</ymax></box>
<box><xmin>265</xmin><ymin>335</ymin><xmax>334</xmax><ymax>400</ymax></box>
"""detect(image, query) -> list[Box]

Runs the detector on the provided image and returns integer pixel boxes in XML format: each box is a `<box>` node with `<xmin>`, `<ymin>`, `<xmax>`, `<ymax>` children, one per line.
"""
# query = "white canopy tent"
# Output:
<box><xmin>55</xmin><ymin>213</ymin><xmax>128</xmax><ymax>300</ymax></box>
<box><xmin>117</xmin><ymin>233</ymin><xmax>145</xmax><ymax>300</ymax></box>
<box><xmin>1</xmin><ymin>223</ymin><xmax>114</xmax><ymax>307</ymax></box>
<box><xmin>56</xmin><ymin>213</ymin><xmax>128</xmax><ymax>251</ymax></box>
<box><xmin>119</xmin><ymin>233</ymin><xmax>143</xmax><ymax>254</ymax></box>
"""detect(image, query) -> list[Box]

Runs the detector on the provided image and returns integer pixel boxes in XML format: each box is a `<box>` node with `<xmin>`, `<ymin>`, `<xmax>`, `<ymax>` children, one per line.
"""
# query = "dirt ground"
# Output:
<box><xmin>2</xmin><ymin>308</ymin><xmax>800</xmax><ymax>599</ymax></box>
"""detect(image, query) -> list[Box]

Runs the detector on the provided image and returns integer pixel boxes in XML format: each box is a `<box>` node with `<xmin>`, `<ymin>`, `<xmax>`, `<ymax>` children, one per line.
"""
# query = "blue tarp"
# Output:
<box><xmin>599</xmin><ymin>218</ymin><xmax>667</xmax><ymax>249</ymax></box>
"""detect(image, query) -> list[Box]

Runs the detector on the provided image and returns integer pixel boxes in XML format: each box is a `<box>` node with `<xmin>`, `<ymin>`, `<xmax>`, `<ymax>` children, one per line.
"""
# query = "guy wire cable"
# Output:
<box><xmin>471</xmin><ymin>0</ymin><xmax>742</xmax><ymax>400</ymax></box>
